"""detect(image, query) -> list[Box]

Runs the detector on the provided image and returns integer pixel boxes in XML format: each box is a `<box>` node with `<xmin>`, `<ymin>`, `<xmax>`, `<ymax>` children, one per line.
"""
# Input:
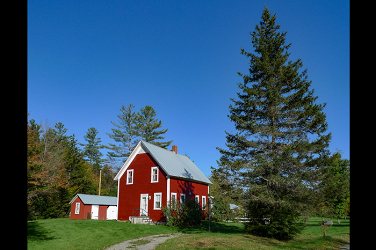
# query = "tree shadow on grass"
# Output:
<box><xmin>178</xmin><ymin>221</ymin><xmax>245</xmax><ymax>234</ymax></box>
<box><xmin>242</xmin><ymin>234</ymin><xmax>349</xmax><ymax>250</ymax></box>
<box><xmin>331</xmin><ymin>223</ymin><xmax>351</xmax><ymax>227</ymax></box>
<box><xmin>27</xmin><ymin>221</ymin><xmax>56</xmax><ymax>242</ymax></box>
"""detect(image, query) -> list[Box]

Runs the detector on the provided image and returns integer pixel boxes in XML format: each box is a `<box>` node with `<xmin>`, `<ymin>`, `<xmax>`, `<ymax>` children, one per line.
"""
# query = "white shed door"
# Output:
<box><xmin>91</xmin><ymin>205</ymin><xmax>99</xmax><ymax>220</ymax></box>
<box><xmin>107</xmin><ymin>206</ymin><xmax>117</xmax><ymax>220</ymax></box>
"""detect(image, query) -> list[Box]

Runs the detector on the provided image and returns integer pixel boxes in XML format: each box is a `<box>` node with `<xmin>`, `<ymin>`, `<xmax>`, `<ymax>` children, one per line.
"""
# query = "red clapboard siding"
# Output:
<box><xmin>118</xmin><ymin>153</ymin><xmax>167</xmax><ymax>221</ymax></box>
<box><xmin>70</xmin><ymin>196</ymin><xmax>92</xmax><ymax>220</ymax></box>
<box><xmin>117</xmin><ymin>152</ymin><xmax>209</xmax><ymax>222</ymax></box>
<box><xmin>170</xmin><ymin>178</ymin><xmax>209</xmax><ymax>207</ymax></box>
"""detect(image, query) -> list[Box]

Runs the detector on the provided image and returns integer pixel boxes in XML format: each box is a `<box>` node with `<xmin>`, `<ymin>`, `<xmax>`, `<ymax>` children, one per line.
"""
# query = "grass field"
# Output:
<box><xmin>157</xmin><ymin>217</ymin><xmax>350</xmax><ymax>250</ymax></box>
<box><xmin>27</xmin><ymin>219</ymin><xmax>179</xmax><ymax>250</ymax></box>
<box><xmin>27</xmin><ymin>217</ymin><xmax>349</xmax><ymax>250</ymax></box>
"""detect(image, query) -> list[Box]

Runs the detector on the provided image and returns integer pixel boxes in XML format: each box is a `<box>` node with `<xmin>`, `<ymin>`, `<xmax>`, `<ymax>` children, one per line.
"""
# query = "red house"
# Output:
<box><xmin>69</xmin><ymin>193</ymin><xmax>117</xmax><ymax>220</ymax></box>
<box><xmin>114</xmin><ymin>141</ymin><xmax>212</xmax><ymax>222</ymax></box>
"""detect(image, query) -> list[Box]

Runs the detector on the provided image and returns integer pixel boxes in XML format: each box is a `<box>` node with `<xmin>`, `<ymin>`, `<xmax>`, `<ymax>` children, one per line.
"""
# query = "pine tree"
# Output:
<box><xmin>54</xmin><ymin>122</ymin><xmax>68</xmax><ymax>144</ymax></box>
<box><xmin>138</xmin><ymin>105</ymin><xmax>173</xmax><ymax>149</ymax></box>
<box><xmin>64</xmin><ymin>134</ymin><xmax>98</xmax><ymax>194</ymax></box>
<box><xmin>216</xmin><ymin>6</ymin><xmax>331</xmax><ymax>240</ymax></box>
<box><xmin>105</xmin><ymin>104</ymin><xmax>140</xmax><ymax>165</ymax></box>
<box><xmin>319</xmin><ymin>152</ymin><xmax>349</xmax><ymax>224</ymax></box>
<box><xmin>80</xmin><ymin>127</ymin><xmax>104</xmax><ymax>172</ymax></box>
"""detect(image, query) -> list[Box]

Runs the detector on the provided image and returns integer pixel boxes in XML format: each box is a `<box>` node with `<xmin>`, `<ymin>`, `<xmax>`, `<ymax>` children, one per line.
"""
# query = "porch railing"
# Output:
<box><xmin>131</xmin><ymin>208</ymin><xmax>149</xmax><ymax>217</ymax></box>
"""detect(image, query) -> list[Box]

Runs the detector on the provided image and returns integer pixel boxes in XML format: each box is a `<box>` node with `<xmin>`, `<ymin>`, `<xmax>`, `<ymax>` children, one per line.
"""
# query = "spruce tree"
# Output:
<box><xmin>216</xmin><ymin>6</ymin><xmax>331</xmax><ymax>240</ymax></box>
<box><xmin>80</xmin><ymin>127</ymin><xmax>104</xmax><ymax>172</ymax></box>
<box><xmin>54</xmin><ymin>122</ymin><xmax>68</xmax><ymax>144</ymax></box>
<box><xmin>138</xmin><ymin>105</ymin><xmax>173</xmax><ymax>149</ymax></box>
<box><xmin>319</xmin><ymin>152</ymin><xmax>349</xmax><ymax>224</ymax></box>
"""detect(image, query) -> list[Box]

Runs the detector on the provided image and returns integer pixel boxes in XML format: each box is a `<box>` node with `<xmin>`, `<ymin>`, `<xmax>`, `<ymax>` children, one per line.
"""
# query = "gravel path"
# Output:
<box><xmin>338</xmin><ymin>243</ymin><xmax>350</xmax><ymax>250</ymax></box>
<box><xmin>105</xmin><ymin>233</ymin><xmax>182</xmax><ymax>250</ymax></box>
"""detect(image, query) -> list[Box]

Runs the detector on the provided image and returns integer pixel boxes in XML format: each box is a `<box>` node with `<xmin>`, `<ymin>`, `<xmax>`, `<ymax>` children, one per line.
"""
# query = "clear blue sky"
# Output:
<box><xmin>28</xmin><ymin>0</ymin><xmax>349</xmax><ymax>178</ymax></box>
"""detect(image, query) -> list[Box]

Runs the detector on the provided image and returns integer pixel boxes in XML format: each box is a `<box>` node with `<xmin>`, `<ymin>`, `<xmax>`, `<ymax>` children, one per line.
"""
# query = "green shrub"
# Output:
<box><xmin>162</xmin><ymin>197</ymin><xmax>203</xmax><ymax>228</ymax></box>
<box><xmin>210</xmin><ymin>197</ymin><xmax>234</xmax><ymax>222</ymax></box>
<box><xmin>244</xmin><ymin>200</ymin><xmax>306</xmax><ymax>241</ymax></box>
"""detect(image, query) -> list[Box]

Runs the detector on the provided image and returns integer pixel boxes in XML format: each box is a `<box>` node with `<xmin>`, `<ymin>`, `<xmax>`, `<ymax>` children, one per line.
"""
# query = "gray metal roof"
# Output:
<box><xmin>230</xmin><ymin>204</ymin><xmax>240</xmax><ymax>210</ymax></box>
<box><xmin>141</xmin><ymin>141</ymin><xmax>212</xmax><ymax>184</ymax></box>
<box><xmin>69</xmin><ymin>193</ymin><xmax>117</xmax><ymax>206</ymax></box>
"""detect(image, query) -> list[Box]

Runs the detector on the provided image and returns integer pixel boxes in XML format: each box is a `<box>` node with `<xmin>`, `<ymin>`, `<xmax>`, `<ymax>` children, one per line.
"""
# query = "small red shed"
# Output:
<box><xmin>114</xmin><ymin>141</ymin><xmax>212</xmax><ymax>223</ymax></box>
<box><xmin>69</xmin><ymin>193</ymin><xmax>117</xmax><ymax>220</ymax></box>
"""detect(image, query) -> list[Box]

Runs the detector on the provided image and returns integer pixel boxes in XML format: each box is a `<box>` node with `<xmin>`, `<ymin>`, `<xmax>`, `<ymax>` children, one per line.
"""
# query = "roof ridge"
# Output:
<box><xmin>78</xmin><ymin>193</ymin><xmax>116</xmax><ymax>198</ymax></box>
<box><xmin>140</xmin><ymin>140</ymin><xmax>211</xmax><ymax>184</ymax></box>
<box><xmin>141</xmin><ymin>140</ymin><xmax>185</xmax><ymax>156</ymax></box>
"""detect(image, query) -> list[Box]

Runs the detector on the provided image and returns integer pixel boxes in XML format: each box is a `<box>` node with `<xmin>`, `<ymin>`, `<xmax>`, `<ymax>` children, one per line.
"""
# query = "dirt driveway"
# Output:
<box><xmin>105</xmin><ymin>233</ymin><xmax>182</xmax><ymax>250</ymax></box>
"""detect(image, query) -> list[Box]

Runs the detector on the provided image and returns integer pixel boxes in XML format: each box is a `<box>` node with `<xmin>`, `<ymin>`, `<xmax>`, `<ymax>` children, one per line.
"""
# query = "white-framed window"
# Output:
<box><xmin>75</xmin><ymin>202</ymin><xmax>80</xmax><ymax>214</ymax></box>
<box><xmin>195</xmin><ymin>195</ymin><xmax>200</xmax><ymax>205</ymax></box>
<box><xmin>154</xmin><ymin>192</ymin><xmax>162</xmax><ymax>210</ymax></box>
<box><xmin>127</xmin><ymin>169</ymin><xmax>134</xmax><ymax>184</ymax></box>
<box><xmin>202</xmin><ymin>196</ymin><xmax>207</xmax><ymax>210</ymax></box>
<box><xmin>171</xmin><ymin>193</ymin><xmax>177</xmax><ymax>203</ymax></box>
<box><xmin>170</xmin><ymin>192</ymin><xmax>177</xmax><ymax>208</ymax></box>
<box><xmin>180</xmin><ymin>194</ymin><xmax>186</xmax><ymax>205</ymax></box>
<box><xmin>151</xmin><ymin>167</ymin><xmax>159</xmax><ymax>183</ymax></box>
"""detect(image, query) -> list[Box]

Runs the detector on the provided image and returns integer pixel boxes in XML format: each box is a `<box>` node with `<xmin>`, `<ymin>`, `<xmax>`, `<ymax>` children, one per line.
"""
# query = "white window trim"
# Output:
<box><xmin>202</xmin><ymin>196</ymin><xmax>206</xmax><ymax>210</ymax></box>
<box><xmin>171</xmin><ymin>192</ymin><xmax>177</xmax><ymax>205</ymax></box>
<box><xmin>154</xmin><ymin>192</ymin><xmax>162</xmax><ymax>210</ymax></box>
<box><xmin>151</xmin><ymin>167</ymin><xmax>159</xmax><ymax>183</ymax></box>
<box><xmin>75</xmin><ymin>202</ymin><xmax>80</xmax><ymax>214</ymax></box>
<box><xmin>180</xmin><ymin>193</ymin><xmax>186</xmax><ymax>205</ymax></box>
<box><xmin>126</xmin><ymin>169</ymin><xmax>134</xmax><ymax>184</ymax></box>
<box><xmin>195</xmin><ymin>195</ymin><xmax>200</xmax><ymax>205</ymax></box>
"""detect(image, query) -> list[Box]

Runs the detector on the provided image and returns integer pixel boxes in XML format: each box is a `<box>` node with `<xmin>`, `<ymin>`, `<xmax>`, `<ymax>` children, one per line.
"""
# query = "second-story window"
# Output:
<box><xmin>151</xmin><ymin>167</ymin><xmax>158</xmax><ymax>183</ymax></box>
<box><xmin>127</xmin><ymin>169</ymin><xmax>133</xmax><ymax>184</ymax></box>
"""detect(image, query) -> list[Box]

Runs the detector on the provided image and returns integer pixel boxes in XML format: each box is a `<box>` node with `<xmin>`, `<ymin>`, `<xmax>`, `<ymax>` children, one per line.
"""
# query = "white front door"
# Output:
<box><xmin>140</xmin><ymin>194</ymin><xmax>148</xmax><ymax>215</ymax></box>
<box><xmin>91</xmin><ymin>205</ymin><xmax>99</xmax><ymax>220</ymax></box>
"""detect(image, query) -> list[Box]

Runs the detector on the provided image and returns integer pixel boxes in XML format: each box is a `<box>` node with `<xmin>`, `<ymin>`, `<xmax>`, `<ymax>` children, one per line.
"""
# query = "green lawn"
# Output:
<box><xmin>156</xmin><ymin>217</ymin><xmax>350</xmax><ymax>250</ymax></box>
<box><xmin>27</xmin><ymin>219</ymin><xmax>179</xmax><ymax>250</ymax></box>
<box><xmin>27</xmin><ymin>217</ymin><xmax>349</xmax><ymax>250</ymax></box>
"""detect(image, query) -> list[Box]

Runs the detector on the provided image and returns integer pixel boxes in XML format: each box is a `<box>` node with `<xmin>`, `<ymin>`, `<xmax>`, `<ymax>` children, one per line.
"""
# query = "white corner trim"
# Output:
<box><xmin>167</xmin><ymin>177</ymin><xmax>170</xmax><ymax>204</ymax></box>
<box><xmin>116</xmin><ymin>178</ymin><xmax>120</xmax><ymax>220</ymax></box>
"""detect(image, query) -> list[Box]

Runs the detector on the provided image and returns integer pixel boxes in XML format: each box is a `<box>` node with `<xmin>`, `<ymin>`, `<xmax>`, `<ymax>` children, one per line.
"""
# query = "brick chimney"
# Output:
<box><xmin>172</xmin><ymin>145</ymin><xmax>177</xmax><ymax>154</ymax></box>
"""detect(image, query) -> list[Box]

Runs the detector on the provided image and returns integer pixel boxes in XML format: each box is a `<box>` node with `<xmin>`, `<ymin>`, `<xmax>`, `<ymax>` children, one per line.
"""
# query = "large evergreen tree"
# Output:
<box><xmin>106</xmin><ymin>104</ymin><xmax>172</xmax><ymax>167</ymax></box>
<box><xmin>138</xmin><ymin>105</ymin><xmax>173</xmax><ymax>149</ymax></box>
<box><xmin>54</xmin><ymin>122</ymin><xmax>68</xmax><ymax>144</ymax></box>
<box><xmin>105</xmin><ymin>104</ymin><xmax>140</xmax><ymax>165</ymax></box>
<box><xmin>216</xmin><ymin>6</ymin><xmax>331</xmax><ymax>240</ymax></box>
<box><xmin>80</xmin><ymin>127</ymin><xmax>104</xmax><ymax>172</ymax></box>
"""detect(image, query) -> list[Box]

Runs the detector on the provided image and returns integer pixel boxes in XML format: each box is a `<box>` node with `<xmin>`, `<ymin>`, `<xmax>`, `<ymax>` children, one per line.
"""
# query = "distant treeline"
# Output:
<box><xmin>27</xmin><ymin>104</ymin><xmax>172</xmax><ymax>220</ymax></box>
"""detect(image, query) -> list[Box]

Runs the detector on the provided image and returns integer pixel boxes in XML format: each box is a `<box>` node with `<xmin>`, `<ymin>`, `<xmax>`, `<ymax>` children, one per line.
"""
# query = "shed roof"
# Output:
<box><xmin>230</xmin><ymin>204</ymin><xmax>240</xmax><ymax>210</ymax></box>
<box><xmin>114</xmin><ymin>141</ymin><xmax>212</xmax><ymax>185</ymax></box>
<box><xmin>69</xmin><ymin>193</ymin><xmax>117</xmax><ymax>206</ymax></box>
